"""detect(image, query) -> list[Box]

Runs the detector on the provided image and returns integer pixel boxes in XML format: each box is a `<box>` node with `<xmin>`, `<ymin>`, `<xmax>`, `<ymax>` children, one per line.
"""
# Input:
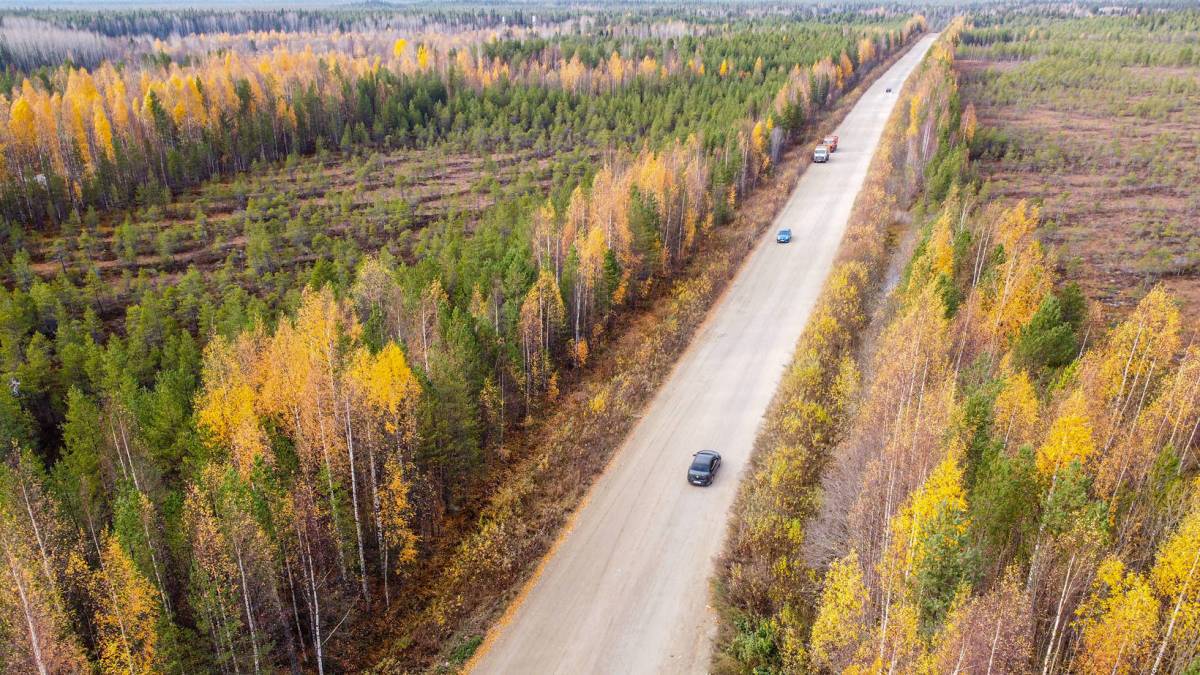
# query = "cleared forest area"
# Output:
<box><xmin>959</xmin><ymin>12</ymin><xmax>1200</xmax><ymax>318</ymax></box>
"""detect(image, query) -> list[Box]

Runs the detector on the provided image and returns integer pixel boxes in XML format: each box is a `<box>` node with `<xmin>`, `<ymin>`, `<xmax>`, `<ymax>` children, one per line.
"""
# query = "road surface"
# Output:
<box><xmin>470</xmin><ymin>34</ymin><xmax>938</xmax><ymax>675</ymax></box>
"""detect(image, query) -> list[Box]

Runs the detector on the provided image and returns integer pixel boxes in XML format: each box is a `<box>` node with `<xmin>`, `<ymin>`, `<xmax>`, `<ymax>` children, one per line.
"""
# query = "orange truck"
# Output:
<box><xmin>823</xmin><ymin>135</ymin><xmax>839</xmax><ymax>152</ymax></box>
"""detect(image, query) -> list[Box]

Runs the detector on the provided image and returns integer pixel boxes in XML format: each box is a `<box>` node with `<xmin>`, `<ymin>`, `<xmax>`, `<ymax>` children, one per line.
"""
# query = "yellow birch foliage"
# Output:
<box><xmin>381</xmin><ymin>456</ymin><xmax>418</xmax><ymax>568</ymax></box>
<box><xmin>1150</xmin><ymin>483</ymin><xmax>1200</xmax><ymax>659</ymax></box>
<box><xmin>905</xmin><ymin>205</ymin><xmax>955</xmax><ymax>296</ymax></box>
<box><xmin>810</xmin><ymin>551</ymin><xmax>870</xmax><ymax>671</ymax></box>
<box><xmin>93</xmin><ymin>101</ymin><xmax>115</xmax><ymax>161</ymax></box>
<box><xmin>196</xmin><ymin>333</ymin><xmax>269</xmax><ymax>476</ymax></box>
<box><xmin>345</xmin><ymin>343</ymin><xmax>419</xmax><ymax>436</ymax></box>
<box><xmin>993</xmin><ymin>369</ymin><xmax>1039</xmax><ymax>449</ymax></box>
<box><xmin>560</xmin><ymin>54</ymin><xmax>586</xmax><ymax>92</ymax></box>
<box><xmin>638</xmin><ymin>55</ymin><xmax>658</xmax><ymax>79</ymax></box>
<box><xmin>607</xmin><ymin>51</ymin><xmax>626</xmax><ymax>86</ymax></box>
<box><xmin>92</xmin><ymin>535</ymin><xmax>162</xmax><ymax>674</ymax></box>
<box><xmin>907</xmin><ymin>93</ymin><xmax>923</xmax><ymax>139</ymax></box>
<box><xmin>886</xmin><ymin>451</ymin><xmax>969</xmax><ymax>580</ymax></box>
<box><xmin>751</xmin><ymin>119</ymin><xmax>770</xmax><ymax>171</ymax></box>
<box><xmin>1096</xmin><ymin>344</ymin><xmax>1200</xmax><ymax>499</ymax></box>
<box><xmin>1083</xmin><ymin>286</ymin><xmax>1180</xmax><ymax>491</ymax></box>
<box><xmin>982</xmin><ymin>201</ymin><xmax>1051</xmax><ymax>346</ymax></box>
<box><xmin>842</xmin><ymin>288</ymin><xmax>958</xmax><ymax>573</ymax></box>
<box><xmin>868</xmin><ymin>596</ymin><xmax>924</xmax><ymax>674</ymax></box>
<box><xmin>107</xmin><ymin>77</ymin><xmax>130</xmax><ymax>133</ymax></box>
<box><xmin>858</xmin><ymin>37</ymin><xmax>877</xmax><ymax>66</ymax></box>
<box><xmin>1089</xmin><ymin>285</ymin><xmax>1180</xmax><ymax>405</ymax></box>
<box><xmin>0</xmin><ymin>500</ymin><xmax>89</xmax><ymax>673</ymax></box>
<box><xmin>256</xmin><ymin>319</ymin><xmax>312</xmax><ymax>434</ymax></box>
<box><xmin>9</xmin><ymin>98</ymin><xmax>36</xmax><ymax>150</ymax></box>
<box><xmin>1036</xmin><ymin>390</ymin><xmax>1095</xmax><ymax>477</ymax></box>
<box><xmin>962</xmin><ymin>102</ymin><xmax>978</xmax><ymax>142</ymax></box>
<box><xmin>1074</xmin><ymin>557</ymin><xmax>1160</xmax><ymax>675</ymax></box>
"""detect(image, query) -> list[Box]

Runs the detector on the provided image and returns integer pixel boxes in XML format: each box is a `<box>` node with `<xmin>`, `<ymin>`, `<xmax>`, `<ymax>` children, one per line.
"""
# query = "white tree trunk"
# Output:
<box><xmin>2</xmin><ymin>536</ymin><xmax>49</xmax><ymax>675</ymax></box>
<box><xmin>343</xmin><ymin>395</ymin><xmax>369</xmax><ymax>601</ymax></box>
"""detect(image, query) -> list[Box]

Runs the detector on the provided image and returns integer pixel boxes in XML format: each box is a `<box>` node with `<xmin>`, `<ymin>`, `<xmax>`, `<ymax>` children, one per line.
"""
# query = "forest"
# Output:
<box><xmin>716</xmin><ymin>11</ymin><xmax>1200</xmax><ymax>675</ymax></box>
<box><xmin>0</xmin><ymin>5</ymin><xmax>927</xmax><ymax>672</ymax></box>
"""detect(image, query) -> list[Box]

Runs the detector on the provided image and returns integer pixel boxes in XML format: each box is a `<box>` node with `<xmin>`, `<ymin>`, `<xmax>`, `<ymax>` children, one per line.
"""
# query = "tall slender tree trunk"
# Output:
<box><xmin>283</xmin><ymin>554</ymin><xmax>307</xmax><ymax>666</ymax></box>
<box><xmin>214</xmin><ymin>590</ymin><xmax>241</xmax><ymax>675</ymax></box>
<box><xmin>305</xmin><ymin>538</ymin><xmax>324</xmax><ymax>675</ymax></box>
<box><xmin>17</xmin><ymin>478</ymin><xmax>57</xmax><ymax>599</ymax></box>
<box><xmin>200</xmin><ymin>603</ymin><xmax>227</xmax><ymax>674</ymax></box>
<box><xmin>108</xmin><ymin>422</ymin><xmax>131</xmax><ymax>484</ymax></box>
<box><xmin>2</xmin><ymin>536</ymin><xmax>49</xmax><ymax>675</ymax></box>
<box><xmin>139</xmin><ymin>496</ymin><xmax>171</xmax><ymax>617</ymax></box>
<box><xmin>367</xmin><ymin>434</ymin><xmax>387</xmax><ymax>608</ymax></box>
<box><xmin>314</xmin><ymin>410</ymin><xmax>349</xmax><ymax>581</ymax></box>
<box><xmin>343</xmin><ymin>395</ymin><xmax>369</xmax><ymax>601</ymax></box>
<box><xmin>1041</xmin><ymin>552</ymin><xmax>1076</xmax><ymax>675</ymax></box>
<box><xmin>986</xmin><ymin>617</ymin><xmax>1002</xmax><ymax>675</ymax></box>
<box><xmin>233</xmin><ymin>543</ymin><xmax>262</xmax><ymax>674</ymax></box>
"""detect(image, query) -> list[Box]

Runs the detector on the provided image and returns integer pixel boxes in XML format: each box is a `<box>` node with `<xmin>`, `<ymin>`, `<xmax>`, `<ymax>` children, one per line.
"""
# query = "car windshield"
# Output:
<box><xmin>690</xmin><ymin>455</ymin><xmax>712</xmax><ymax>471</ymax></box>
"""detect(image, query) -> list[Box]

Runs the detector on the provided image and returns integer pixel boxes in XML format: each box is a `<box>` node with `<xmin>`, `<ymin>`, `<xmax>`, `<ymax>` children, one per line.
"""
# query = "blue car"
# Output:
<box><xmin>776</xmin><ymin>229</ymin><xmax>792</xmax><ymax>243</ymax></box>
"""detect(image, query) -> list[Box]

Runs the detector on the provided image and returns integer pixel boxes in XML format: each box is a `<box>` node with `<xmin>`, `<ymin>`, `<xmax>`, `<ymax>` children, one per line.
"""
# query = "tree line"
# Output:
<box><xmin>0</xmin><ymin>18</ymin><xmax>915</xmax><ymax>230</ymax></box>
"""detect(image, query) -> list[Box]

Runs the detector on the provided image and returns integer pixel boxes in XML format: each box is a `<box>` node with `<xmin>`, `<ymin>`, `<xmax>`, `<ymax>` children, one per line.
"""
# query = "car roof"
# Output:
<box><xmin>815</xmin><ymin>145</ymin><xmax>828</xmax><ymax>150</ymax></box>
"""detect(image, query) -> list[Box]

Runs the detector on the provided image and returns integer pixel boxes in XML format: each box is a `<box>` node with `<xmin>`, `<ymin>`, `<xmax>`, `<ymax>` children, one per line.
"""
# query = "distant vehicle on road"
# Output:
<box><xmin>885</xmin><ymin>87</ymin><xmax>892</xmax><ymax>93</ymax></box>
<box><xmin>776</xmin><ymin>229</ymin><xmax>792</xmax><ymax>243</ymax></box>
<box><xmin>823</xmin><ymin>135</ymin><xmax>839</xmax><ymax>152</ymax></box>
<box><xmin>687</xmin><ymin>450</ymin><xmax>721</xmax><ymax>486</ymax></box>
<box><xmin>813</xmin><ymin>145</ymin><xmax>830</xmax><ymax>163</ymax></box>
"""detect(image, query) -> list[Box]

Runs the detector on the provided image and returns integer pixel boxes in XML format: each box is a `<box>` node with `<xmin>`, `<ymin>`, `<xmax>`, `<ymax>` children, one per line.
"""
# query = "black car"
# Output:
<box><xmin>687</xmin><ymin>450</ymin><xmax>722</xmax><ymax>486</ymax></box>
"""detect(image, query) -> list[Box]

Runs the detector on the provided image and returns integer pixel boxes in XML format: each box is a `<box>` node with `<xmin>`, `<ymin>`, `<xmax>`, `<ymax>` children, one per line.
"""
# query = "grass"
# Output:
<box><xmin>448</xmin><ymin>635</ymin><xmax>484</xmax><ymax>666</ymax></box>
